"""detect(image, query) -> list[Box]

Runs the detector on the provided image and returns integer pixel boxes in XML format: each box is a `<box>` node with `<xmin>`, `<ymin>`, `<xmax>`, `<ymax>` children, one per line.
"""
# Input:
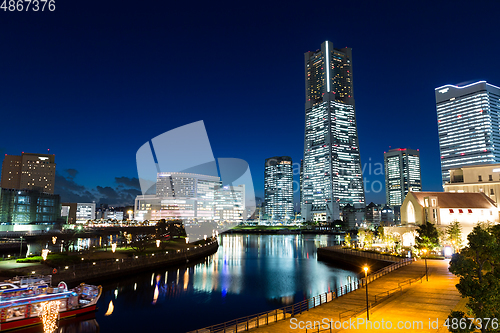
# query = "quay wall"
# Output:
<box><xmin>51</xmin><ymin>240</ymin><xmax>219</xmax><ymax>286</ymax></box>
<box><xmin>317</xmin><ymin>246</ymin><xmax>407</xmax><ymax>272</ymax></box>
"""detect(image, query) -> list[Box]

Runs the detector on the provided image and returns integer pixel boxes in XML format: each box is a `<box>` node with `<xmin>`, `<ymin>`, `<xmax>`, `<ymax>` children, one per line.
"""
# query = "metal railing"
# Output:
<box><xmin>315</xmin><ymin>271</ymin><xmax>427</xmax><ymax>333</ymax></box>
<box><xmin>327</xmin><ymin>246</ymin><xmax>407</xmax><ymax>262</ymax></box>
<box><xmin>189</xmin><ymin>258</ymin><xmax>413</xmax><ymax>333</ymax></box>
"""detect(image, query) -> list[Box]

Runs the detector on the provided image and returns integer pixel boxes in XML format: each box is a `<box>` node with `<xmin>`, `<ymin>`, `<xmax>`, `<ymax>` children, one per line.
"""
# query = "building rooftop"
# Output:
<box><xmin>409</xmin><ymin>192</ymin><xmax>496</xmax><ymax>209</ymax></box>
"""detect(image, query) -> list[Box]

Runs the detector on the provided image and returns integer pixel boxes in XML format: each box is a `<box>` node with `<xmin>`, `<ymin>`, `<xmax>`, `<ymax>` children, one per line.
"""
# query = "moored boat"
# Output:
<box><xmin>0</xmin><ymin>275</ymin><xmax>101</xmax><ymax>331</ymax></box>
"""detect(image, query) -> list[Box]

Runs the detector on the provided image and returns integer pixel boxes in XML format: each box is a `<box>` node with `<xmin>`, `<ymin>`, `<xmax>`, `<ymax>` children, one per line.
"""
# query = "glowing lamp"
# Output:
<box><xmin>111</xmin><ymin>243</ymin><xmax>117</xmax><ymax>253</ymax></box>
<box><xmin>156</xmin><ymin>240</ymin><xmax>160</xmax><ymax>248</ymax></box>
<box><xmin>41</xmin><ymin>249</ymin><xmax>49</xmax><ymax>261</ymax></box>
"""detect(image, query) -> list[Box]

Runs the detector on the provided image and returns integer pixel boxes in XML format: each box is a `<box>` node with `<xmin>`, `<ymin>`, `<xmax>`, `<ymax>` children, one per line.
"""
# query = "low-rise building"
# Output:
<box><xmin>397</xmin><ymin>191</ymin><xmax>499</xmax><ymax>247</ymax></box>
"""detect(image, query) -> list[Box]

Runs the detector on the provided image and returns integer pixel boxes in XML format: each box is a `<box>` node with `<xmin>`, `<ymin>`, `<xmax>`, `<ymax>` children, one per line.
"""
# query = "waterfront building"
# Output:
<box><xmin>444</xmin><ymin>163</ymin><xmax>500</xmax><ymax>204</ymax></box>
<box><xmin>0</xmin><ymin>188</ymin><xmax>61</xmax><ymax>227</ymax></box>
<box><xmin>341</xmin><ymin>203</ymin><xmax>364</xmax><ymax>229</ymax></box>
<box><xmin>384</xmin><ymin>148</ymin><xmax>422</xmax><ymax>206</ymax></box>
<box><xmin>436</xmin><ymin>81</ymin><xmax>500</xmax><ymax>183</ymax></box>
<box><xmin>365</xmin><ymin>202</ymin><xmax>382</xmax><ymax>227</ymax></box>
<box><xmin>400</xmin><ymin>191</ymin><xmax>499</xmax><ymax>246</ymax></box>
<box><xmin>1</xmin><ymin>152</ymin><xmax>56</xmax><ymax>194</ymax></box>
<box><xmin>134</xmin><ymin>172</ymin><xmax>244</xmax><ymax>222</ymax></box>
<box><xmin>76</xmin><ymin>202</ymin><xmax>96</xmax><ymax>221</ymax></box>
<box><xmin>215</xmin><ymin>185</ymin><xmax>245</xmax><ymax>222</ymax></box>
<box><xmin>301</xmin><ymin>41</ymin><xmax>365</xmax><ymax>223</ymax></box>
<box><xmin>61</xmin><ymin>203</ymin><xmax>77</xmax><ymax>224</ymax></box>
<box><xmin>380</xmin><ymin>205</ymin><xmax>395</xmax><ymax>226</ymax></box>
<box><xmin>264</xmin><ymin>156</ymin><xmax>294</xmax><ymax>221</ymax></box>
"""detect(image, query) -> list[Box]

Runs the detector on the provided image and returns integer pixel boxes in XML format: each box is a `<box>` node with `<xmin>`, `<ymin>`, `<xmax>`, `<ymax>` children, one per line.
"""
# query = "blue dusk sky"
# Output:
<box><xmin>1</xmin><ymin>0</ymin><xmax>499</xmax><ymax>206</ymax></box>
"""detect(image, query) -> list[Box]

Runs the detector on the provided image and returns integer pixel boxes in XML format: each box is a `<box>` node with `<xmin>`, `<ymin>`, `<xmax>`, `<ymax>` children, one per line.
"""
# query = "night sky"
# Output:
<box><xmin>1</xmin><ymin>0</ymin><xmax>499</xmax><ymax>207</ymax></box>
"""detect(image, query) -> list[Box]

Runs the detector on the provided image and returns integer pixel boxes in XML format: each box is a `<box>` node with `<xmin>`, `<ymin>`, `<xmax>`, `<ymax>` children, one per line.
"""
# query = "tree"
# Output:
<box><xmin>365</xmin><ymin>230</ymin><xmax>375</xmax><ymax>248</ymax></box>
<box><xmin>344</xmin><ymin>233</ymin><xmax>351</xmax><ymax>247</ymax></box>
<box><xmin>446</xmin><ymin>221</ymin><xmax>463</xmax><ymax>253</ymax></box>
<box><xmin>449</xmin><ymin>225</ymin><xmax>500</xmax><ymax>333</ymax></box>
<box><xmin>415</xmin><ymin>222</ymin><xmax>440</xmax><ymax>251</ymax></box>
<box><xmin>357</xmin><ymin>229</ymin><xmax>366</xmax><ymax>248</ymax></box>
<box><xmin>129</xmin><ymin>236</ymin><xmax>150</xmax><ymax>254</ymax></box>
<box><xmin>377</xmin><ymin>226</ymin><xmax>385</xmax><ymax>242</ymax></box>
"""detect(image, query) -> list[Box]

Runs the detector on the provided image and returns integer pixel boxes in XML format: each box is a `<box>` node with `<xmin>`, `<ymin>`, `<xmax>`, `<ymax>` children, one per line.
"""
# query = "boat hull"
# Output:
<box><xmin>0</xmin><ymin>305</ymin><xmax>97</xmax><ymax>331</ymax></box>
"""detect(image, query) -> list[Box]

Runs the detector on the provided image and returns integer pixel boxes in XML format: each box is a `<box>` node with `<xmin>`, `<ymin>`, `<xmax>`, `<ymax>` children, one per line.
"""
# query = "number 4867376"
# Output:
<box><xmin>1</xmin><ymin>0</ymin><xmax>56</xmax><ymax>11</ymax></box>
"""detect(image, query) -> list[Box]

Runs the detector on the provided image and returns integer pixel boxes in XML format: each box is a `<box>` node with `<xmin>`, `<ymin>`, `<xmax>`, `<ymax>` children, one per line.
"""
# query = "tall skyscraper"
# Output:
<box><xmin>436</xmin><ymin>81</ymin><xmax>500</xmax><ymax>183</ymax></box>
<box><xmin>264</xmin><ymin>156</ymin><xmax>293</xmax><ymax>221</ymax></box>
<box><xmin>384</xmin><ymin>148</ymin><xmax>422</xmax><ymax>206</ymax></box>
<box><xmin>301</xmin><ymin>41</ymin><xmax>365</xmax><ymax>222</ymax></box>
<box><xmin>1</xmin><ymin>152</ymin><xmax>56</xmax><ymax>194</ymax></box>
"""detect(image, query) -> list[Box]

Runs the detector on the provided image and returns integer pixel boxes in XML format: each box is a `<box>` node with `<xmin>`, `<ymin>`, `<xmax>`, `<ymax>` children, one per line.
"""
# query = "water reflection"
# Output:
<box><xmin>94</xmin><ymin>234</ymin><xmax>357</xmax><ymax>333</ymax></box>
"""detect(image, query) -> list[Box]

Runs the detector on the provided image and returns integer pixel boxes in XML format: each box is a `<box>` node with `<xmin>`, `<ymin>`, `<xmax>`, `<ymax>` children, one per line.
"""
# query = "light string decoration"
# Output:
<box><xmin>39</xmin><ymin>300</ymin><xmax>60</xmax><ymax>333</ymax></box>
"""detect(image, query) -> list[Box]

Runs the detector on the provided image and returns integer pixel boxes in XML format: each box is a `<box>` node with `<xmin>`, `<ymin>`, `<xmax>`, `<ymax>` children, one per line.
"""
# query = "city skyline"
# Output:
<box><xmin>1</xmin><ymin>1</ymin><xmax>500</xmax><ymax>206</ymax></box>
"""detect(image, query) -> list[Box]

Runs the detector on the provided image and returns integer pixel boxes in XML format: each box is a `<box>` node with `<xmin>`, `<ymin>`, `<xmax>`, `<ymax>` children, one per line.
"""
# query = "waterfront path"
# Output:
<box><xmin>249</xmin><ymin>259</ymin><xmax>461</xmax><ymax>333</ymax></box>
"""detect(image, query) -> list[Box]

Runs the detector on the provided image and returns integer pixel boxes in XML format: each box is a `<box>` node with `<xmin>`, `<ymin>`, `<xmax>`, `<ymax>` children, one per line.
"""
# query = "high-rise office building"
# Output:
<box><xmin>301</xmin><ymin>41</ymin><xmax>365</xmax><ymax>222</ymax></box>
<box><xmin>436</xmin><ymin>81</ymin><xmax>500</xmax><ymax>183</ymax></box>
<box><xmin>1</xmin><ymin>152</ymin><xmax>56</xmax><ymax>194</ymax></box>
<box><xmin>384</xmin><ymin>148</ymin><xmax>422</xmax><ymax>206</ymax></box>
<box><xmin>264</xmin><ymin>156</ymin><xmax>293</xmax><ymax>221</ymax></box>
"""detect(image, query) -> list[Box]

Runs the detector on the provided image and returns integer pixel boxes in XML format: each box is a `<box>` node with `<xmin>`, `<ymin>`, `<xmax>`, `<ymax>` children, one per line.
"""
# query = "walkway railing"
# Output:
<box><xmin>326</xmin><ymin>245</ymin><xmax>407</xmax><ymax>262</ymax></box>
<box><xmin>188</xmin><ymin>258</ymin><xmax>413</xmax><ymax>333</ymax></box>
<box><xmin>316</xmin><ymin>271</ymin><xmax>427</xmax><ymax>333</ymax></box>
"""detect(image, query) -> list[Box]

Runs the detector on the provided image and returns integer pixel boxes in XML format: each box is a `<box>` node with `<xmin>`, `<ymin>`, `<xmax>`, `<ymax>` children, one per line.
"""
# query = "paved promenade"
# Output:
<box><xmin>249</xmin><ymin>259</ymin><xmax>461</xmax><ymax>333</ymax></box>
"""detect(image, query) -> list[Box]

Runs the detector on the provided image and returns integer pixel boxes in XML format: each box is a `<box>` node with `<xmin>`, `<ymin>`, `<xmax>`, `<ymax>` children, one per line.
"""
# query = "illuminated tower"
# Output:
<box><xmin>384</xmin><ymin>148</ymin><xmax>421</xmax><ymax>206</ymax></box>
<box><xmin>436</xmin><ymin>81</ymin><xmax>500</xmax><ymax>183</ymax></box>
<box><xmin>301</xmin><ymin>41</ymin><xmax>365</xmax><ymax>223</ymax></box>
<box><xmin>264</xmin><ymin>156</ymin><xmax>293</xmax><ymax>221</ymax></box>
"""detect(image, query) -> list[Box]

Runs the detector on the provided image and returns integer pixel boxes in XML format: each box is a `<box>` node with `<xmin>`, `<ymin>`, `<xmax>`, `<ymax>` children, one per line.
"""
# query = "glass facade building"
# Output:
<box><xmin>301</xmin><ymin>41</ymin><xmax>365</xmax><ymax>222</ymax></box>
<box><xmin>264</xmin><ymin>156</ymin><xmax>293</xmax><ymax>221</ymax></box>
<box><xmin>384</xmin><ymin>148</ymin><xmax>421</xmax><ymax>206</ymax></box>
<box><xmin>135</xmin><ymin>172</ymin><xmax>244</xmax><ymax>222</ymax></box>
<box><xmin>436</xmin><ymin>81</ymin><xmax>500</xmax><ymax>183</ymax></box>
<box><xmin>0</xmin><ymin>188</ymin><xmax>61</xmax><ymax>223</ymax></box>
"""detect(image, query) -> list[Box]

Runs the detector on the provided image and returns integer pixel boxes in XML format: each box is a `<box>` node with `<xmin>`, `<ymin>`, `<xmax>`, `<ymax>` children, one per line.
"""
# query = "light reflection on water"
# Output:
<box><xmin>85</xmin><ymin>234</ymin><xmax>359</xmax><ymax>333</ymax></box>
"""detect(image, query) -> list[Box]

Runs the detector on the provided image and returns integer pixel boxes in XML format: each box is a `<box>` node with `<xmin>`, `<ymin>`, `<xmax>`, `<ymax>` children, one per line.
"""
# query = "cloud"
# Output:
<box><xmin>55</xmin><ymin>173</ymin><xmax>95</xmax><ymax>203</ymax></box>
<box><xmin>115</xmin><ymin>177</ymin><xmax>141</xmax><ymax>189</ymax></box>
<box><xmin>95</xmin><ymin>186</ymin><xmax>140</xmax><ymax>207</ymax></box>
<box><xmin>55</xmin><ymin>171</ymin><xmax>141</xmax><ymax>207</ymax></box>
<box><xmin>65</xmin><ymin>169</ymin><xmax>78</xmax><ymax>179</ymax></box>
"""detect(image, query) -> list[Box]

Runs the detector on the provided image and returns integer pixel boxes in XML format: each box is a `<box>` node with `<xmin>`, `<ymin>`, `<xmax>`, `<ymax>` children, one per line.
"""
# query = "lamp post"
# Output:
<box><xmin>422</xmin><ymin>248</ymin><xmax>428</xmax><ymax>281</ymax></box>
<box><xmin>363</xmin><ymin>266</ymin><xmax>369</xmax><ymax>320</ymax></box>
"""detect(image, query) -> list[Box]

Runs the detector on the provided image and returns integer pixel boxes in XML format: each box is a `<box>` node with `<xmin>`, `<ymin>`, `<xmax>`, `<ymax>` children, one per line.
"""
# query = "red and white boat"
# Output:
<box><xmin>0</xmin><ymin>275</ymin><xmax>101</xmax><ymax>331</ymax></box>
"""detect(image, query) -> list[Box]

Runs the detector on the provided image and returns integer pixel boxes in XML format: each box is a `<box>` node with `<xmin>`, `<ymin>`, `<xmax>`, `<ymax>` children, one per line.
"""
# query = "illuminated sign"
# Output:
<box><xmin>493</xmin><ymin>168</ymin><xmax>500</xmax><ymax>172</ymax></box>
<box><xmin>38</xmin><ymin>157</ymin><xmax>49</xmax><ymax>161</ymax></box>
<box><xmin>438</xmin><ymin>88</ymin><xmax>449</xmax><ymax>94</ymax></box>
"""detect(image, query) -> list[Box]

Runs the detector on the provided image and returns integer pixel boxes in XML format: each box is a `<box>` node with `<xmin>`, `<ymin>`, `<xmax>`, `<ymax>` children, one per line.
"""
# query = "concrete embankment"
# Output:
<box><xmin>317</xmin><ymin>246</ymin><xmax>406</xmax><ymax>272</ymax></box>
<box><xmin>50</xmin><ymin>240</ymin><xmax>218</xmax><ymax>285</ymax></box>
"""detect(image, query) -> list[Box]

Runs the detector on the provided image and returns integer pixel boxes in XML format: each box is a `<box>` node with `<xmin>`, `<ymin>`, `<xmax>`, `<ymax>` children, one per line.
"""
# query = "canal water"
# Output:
<box><xmin>57</xmin><ymin>234</ymin><xmax>359</xmax><ymax>333</ymax></box>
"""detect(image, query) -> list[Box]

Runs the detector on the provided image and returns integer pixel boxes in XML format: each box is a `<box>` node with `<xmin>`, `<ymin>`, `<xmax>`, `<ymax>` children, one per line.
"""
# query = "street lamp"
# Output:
<box><xmin>422</xmin><ymin>248</ymin><xmax>428</xmax><ymax>281</ymax></box>
<box><xmin>363</xmin><ymin>266</ymin><xmax>369</xmax><ymax>320</ymax></box>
